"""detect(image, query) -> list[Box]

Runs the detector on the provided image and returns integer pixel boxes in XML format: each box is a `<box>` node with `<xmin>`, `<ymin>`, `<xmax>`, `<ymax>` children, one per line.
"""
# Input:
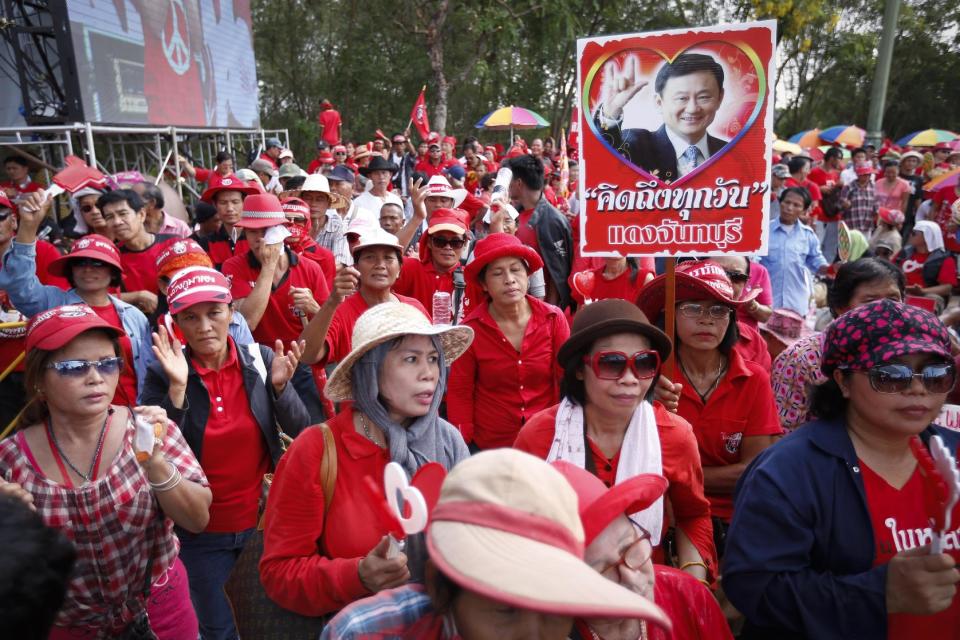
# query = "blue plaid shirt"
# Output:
<box><xmin>320</xmin><ymin>585</ymin><xmax>453</xmax><ymax>639</ymax></box>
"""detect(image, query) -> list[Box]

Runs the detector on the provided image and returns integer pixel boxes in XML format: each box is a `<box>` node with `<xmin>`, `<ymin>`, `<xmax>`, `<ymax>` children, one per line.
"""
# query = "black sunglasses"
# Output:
<box><xmin>0</xmin><ymin>211</ymin><xmax>12</xmax><ymax>222</ymax></box>
<box><xmin>430</xmin><ymin>236</ymin><xmax>466</xmax><ymax>249</ymax></box>
<box><xmin>72</xmin><ymin>257</ymin><xmax>109</xmax><ymax>269</ymax></box>
<box><xmin>857</xmin><ymin>363</ymin><xmax>957</xmax><ymax>395</ymax></box>
<box><xmin>724</xmin><ymin>270</ymin><xmax>749</xmax><ymax>284</ymax></box>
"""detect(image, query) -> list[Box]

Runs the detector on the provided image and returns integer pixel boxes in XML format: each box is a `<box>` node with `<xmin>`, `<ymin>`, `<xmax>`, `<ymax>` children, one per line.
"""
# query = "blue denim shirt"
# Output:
<box><xmin>0</xmin><ymin>240</ymin><xmax>155</xmax><ymax>401</ymax></box>
<box><xmin>723</xmin><ymin>418</ymin><xmax>960</xmax><ymax>639</ymax></box>
<box><xmin>759</xmin><ymin>218</ymin><xmax>827</xmax><ymax>315</ymax></box>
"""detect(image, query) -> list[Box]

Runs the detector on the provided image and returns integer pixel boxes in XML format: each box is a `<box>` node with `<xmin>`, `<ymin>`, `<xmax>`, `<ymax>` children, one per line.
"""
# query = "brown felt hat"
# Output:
<box><xmin>557</xmin><ymin>299</ymin><xmax>671</xmax><ymax>369</ymax></box>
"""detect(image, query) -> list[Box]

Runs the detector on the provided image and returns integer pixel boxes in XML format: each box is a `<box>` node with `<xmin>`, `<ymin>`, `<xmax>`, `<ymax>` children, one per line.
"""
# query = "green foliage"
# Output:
<box><xmin>252</xmin><ymin>0</ymin><xmax>959</xmax><ymax>161</ymax></box>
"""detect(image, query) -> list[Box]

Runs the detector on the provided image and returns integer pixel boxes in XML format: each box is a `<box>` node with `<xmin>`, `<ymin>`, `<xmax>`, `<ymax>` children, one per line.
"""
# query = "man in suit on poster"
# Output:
<box><xmin>595</xmin><ymin>52</ymin><xmax>728</xmax><ymax>183</ymax></box>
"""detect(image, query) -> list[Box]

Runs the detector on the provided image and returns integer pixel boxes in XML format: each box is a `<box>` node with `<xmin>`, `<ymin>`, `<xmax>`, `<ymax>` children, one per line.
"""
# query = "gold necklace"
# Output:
<box><xmin>359</xmin><ymin>413</ymin><xmax>386</xmax><ymax>449</ymax></box>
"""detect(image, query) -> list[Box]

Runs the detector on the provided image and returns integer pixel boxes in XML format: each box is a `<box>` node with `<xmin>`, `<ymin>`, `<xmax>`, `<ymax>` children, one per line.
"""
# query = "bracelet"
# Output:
<box><xmin>153</xmin><ymin>468</ymin><xmax>183</xmax><ymax>493</ymax></box>
<box><xmin>148</xmin><ymin>462</ymin><xmax>178</xmax><ymax>491</ymax></box>
<box><xmin>698</xmin><ymin>578</ymin><xmax>712</xmax><ymax>588</ymax></box>
<box><xmin>679</xmin><ymin>561</ymin><xmax>709</xmax><ymax>573</ymax></box>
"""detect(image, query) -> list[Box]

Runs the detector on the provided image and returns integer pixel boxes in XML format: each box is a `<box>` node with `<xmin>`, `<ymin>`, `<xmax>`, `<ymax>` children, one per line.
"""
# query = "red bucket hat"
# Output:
<box><xmin>551</xmin><ymin>461</ymin><xmax>668</xmax><ymax>546</ymax></box>
<box><xmin>821</xmin><ymin>299</ymin><xmax>952</xmax><ymax>376</ymax></box>
<box><xmin>167</xmin><ymin>267</ymin><xmax>233</xmax><ymax>315</ymax></box>
<box><xmin>200</xmin><ymin>174</ymin><xmax>261</xmax><ymax>203</ymax></box>
<box><xmin>637</xmin><ymin>260</ymin><xmax>758</xmax><ymax>320</ymax></box>
<box><xmin>26</xmin><ymin>304</ymin><xmax>123</xmax><ymax>352</ymax></box>
<box><xmin>464</xmin><ymin>232</ymin><xmax>543</xmax><ymax>286</ymax></box>
<box><xmin>155</xmin><ymin>238</ymin><xmax>213</xmax><ymax>280</ymax></box>
<box><xmin>878</xmin><ymin>207</ymin><xmax>905</xmax><ymax>226</ymax></box>
<box><xmin>236</xmin><ymin>193</ymin><xmax>286</xmax><ymax>229</ymax></box>
<box><xmin>48</xmin><ymin>234</ymin><xmax>123</xmax><ymax>278</ymax></box>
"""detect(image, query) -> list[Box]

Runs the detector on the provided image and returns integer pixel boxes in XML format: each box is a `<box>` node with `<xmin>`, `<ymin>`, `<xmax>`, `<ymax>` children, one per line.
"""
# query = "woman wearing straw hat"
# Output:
<box><xmin>320</xmin><ymin>449</ymin><xmax>672</xmax><ymax>639</ymax></box>
<box><xmin>448</xmin><ymin>233</ymin><xmax>569</xmax><ymax>450</ymax></box>
<box><xmin>260</xmin><ymin>302</ymin><xmax>473</xmax><ymax>617</ymax></box>
<box><xmin>553</xmin><ymin>462</ymin><xmax>733</xmax><ymax>640</ymax></box>
<box><xmin>0</xmin><ymin>304</ymin><xmax>211</xmax><ymax>638</ymax></box>
<box><xmin>724</xmin><ymin>300</ymin><xmax>960</xmax><ymax>639</ymax></box>
<box><xmin>637</xmin><ymin>261</ymin><xmax>781</xmax><ymax>557</ymax></box>
<box><xmin>514</xmin><ymin>298</ymin><xmax>717</xmax><ymax>586</ymax></box>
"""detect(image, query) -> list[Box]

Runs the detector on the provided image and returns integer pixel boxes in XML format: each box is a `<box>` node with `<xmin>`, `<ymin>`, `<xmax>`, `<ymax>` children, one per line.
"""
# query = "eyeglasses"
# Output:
<box><xmin>598</xmin><ymin>522</ymin><xmax>653</xmax><ymax>581</ymax></box>
<box><xmin>855</xmin><ymin>363</ymin><xmax>957</xmax><ymax>395</ymax></box>
<box><xmin>79</xmin><ymin>204</ymin><xmax>97</xmax><ymax>214</ymax></box>
<box><xmin>724</xmin><ymin>270</ymin><xmax>749</xmax><ymax>284</ymax></box>
<box><xmin>46</xmin><ymin>356</ymin><xmax>123</xmax><ymax>378</ymax></box>
<box><xmin>677</xmin><ymin>302</ymin><xmax>731</xmax><ymax>320</ymax></box>
<box><xmin>72</xmin><ymin>258</ymin><xmax>109</xmax><ymax>269</ymax></box>
<box><xmin>584</xmin><ymin>350</ymin><xmax>660</xmax><ymax>380</ymax></box>
<box><xmin>430</xmin><ymin>236</ymin><xmax>466</xmax><ymax>249</ymax></box>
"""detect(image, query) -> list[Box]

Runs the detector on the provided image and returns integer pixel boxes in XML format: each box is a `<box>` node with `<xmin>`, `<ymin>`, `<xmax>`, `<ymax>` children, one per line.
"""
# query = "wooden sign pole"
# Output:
<box><xmin>662</xmin><ymin>257</ymin><xmax>677</xmax><ymax>380</ymax></box>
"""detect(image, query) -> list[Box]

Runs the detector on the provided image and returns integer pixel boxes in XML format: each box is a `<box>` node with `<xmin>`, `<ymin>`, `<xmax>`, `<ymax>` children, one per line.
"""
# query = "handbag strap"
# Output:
<box><xmin>317</xmin><ymin>422</ymin><xmax>337</xmax><ymax>512</ymax></box>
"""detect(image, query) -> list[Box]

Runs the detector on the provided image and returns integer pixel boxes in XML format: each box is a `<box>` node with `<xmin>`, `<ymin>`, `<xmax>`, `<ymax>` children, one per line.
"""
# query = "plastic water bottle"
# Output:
<box><xmin>432</xmin><ymin>291</ymin><xmax>452</xmax><ymax>325</ymax></box>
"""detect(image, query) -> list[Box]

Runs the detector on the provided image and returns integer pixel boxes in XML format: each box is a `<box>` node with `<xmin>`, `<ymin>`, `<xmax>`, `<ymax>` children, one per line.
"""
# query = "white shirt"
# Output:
<box><xmin>663</xmin><ymin>127</ymin><xmax>711</xmax><ymax>178</ymax></box>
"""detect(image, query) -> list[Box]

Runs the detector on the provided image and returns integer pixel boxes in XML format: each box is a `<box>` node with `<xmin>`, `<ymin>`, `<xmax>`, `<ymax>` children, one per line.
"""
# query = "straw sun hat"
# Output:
<box><xmin>324</xmin><ymin>302</ymin><xmax>474</xmax><ymax>402</ymax></box>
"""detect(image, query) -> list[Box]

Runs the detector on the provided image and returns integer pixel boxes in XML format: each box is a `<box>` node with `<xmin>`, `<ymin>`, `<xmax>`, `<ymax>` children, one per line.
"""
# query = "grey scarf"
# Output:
<box><xmin>350</xmin><ymin>336</ymin><xmax>469</xmax><ymax>478</ymax></box>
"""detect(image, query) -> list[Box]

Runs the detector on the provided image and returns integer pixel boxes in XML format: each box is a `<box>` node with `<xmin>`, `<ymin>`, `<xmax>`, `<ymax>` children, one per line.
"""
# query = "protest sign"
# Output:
<box><xmin>577</xmin><ymin>20</ymin><xmax>776</xmax><ymax>257</ymax></box>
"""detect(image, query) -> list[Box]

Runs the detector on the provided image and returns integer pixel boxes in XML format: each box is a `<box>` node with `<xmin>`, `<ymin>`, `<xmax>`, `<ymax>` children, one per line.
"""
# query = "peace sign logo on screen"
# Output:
<box><xmin>162</xmin><ymin>0</ymin><xmax>191</xmax><ymax>76</ymax></box>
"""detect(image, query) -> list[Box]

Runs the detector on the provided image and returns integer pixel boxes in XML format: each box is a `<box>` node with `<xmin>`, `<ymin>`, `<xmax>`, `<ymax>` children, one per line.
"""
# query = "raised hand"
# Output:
<box><xmin>151</xmin><ymin>326</ymin><xmax>188</xmax><ymax>388</ymax></box>
<box><xmin>271</xmin><ymin>339</ymin><xmax>304</xmax><ymax>394</ymax></box>
<box><xmin>15</xmin><ymin>190</ymin><xmax>52</xmax><ymax>243</ymax></box>
<box><xmin>408</xmin><ymin>177</ymin><xmax>427</xmax><ymax>221</ymax></box>
<box><xmin>330</xmin><ymin>266</ymin><xmax>360</xmax><ymax>305</ymax></box>
<box><xmin>601</xmin><ymin>55</ymin><xmax>649</xmax><ymax>121</ymax></box>
<box><xmin>358</xmin><ymin>535</ymin><xmax>411</xmax><ymax>593</ymax></box>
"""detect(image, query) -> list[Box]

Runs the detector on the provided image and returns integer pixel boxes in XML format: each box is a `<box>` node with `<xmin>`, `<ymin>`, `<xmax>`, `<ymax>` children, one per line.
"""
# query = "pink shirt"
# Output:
<box><xmin>874</xmin><ymin>177</ymin><xmax>911</xmax><ymax>211</ymax></box>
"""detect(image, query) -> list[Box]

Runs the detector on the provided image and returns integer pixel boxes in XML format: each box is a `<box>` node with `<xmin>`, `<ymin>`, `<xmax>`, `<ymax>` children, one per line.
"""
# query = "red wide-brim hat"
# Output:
<box><xmin>463</xmin><ymin>232</ymin><xmax>544</xmax><ymax>287</ymax></box>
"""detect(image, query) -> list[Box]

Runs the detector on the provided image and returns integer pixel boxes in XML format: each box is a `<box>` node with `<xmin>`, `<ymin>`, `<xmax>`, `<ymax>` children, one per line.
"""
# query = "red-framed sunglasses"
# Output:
<box><xmin>583</xmin><ymin>350</ymin><xmax>661</xmax><ymax>380</ymax></box>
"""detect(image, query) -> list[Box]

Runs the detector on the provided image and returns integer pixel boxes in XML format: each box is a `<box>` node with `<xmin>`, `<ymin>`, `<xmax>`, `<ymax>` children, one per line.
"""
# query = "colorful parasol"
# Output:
<box><xmin>819</xmin><ymin>125</ymin><xmax>865</xmax><ymax>147</ymax></box>
<box><xmin>924</xmin><ymin>167</ymin><xmax>960</xmax><ymax>193</ymax></box>
<box><xmin>475</xmin><ymin>106</ymin><xmax>549</xmax><ymax>141</ymax></box>
<box><xmin>787</xmin><ymin>129</ymin><xmax>822</xmax><ymax>148</ymax></box>
<box><xmin>896</xmin><ymin>129</ymin><xmax>959</xmax><ymax>147</ymax></box>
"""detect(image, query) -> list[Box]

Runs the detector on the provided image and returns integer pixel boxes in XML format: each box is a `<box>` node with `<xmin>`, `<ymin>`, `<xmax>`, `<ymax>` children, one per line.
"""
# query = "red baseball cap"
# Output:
<box><xmin>167</xmin><ymin>267</ymin><xmax>233</xmax><ymax>315</ymax></box>
<box><xmin>443</xmin><ymin>135</ymin><xmax>457</xmax><ymax>147</ymax></box>
<box><xmin>155</xmin><ymin>238</ymin><xmax>213</xmax><ymax>280</ymax></box>
<box><xmin>26</xmin><ymin>304</ymin><xmax>123</xmax><ymax>352</ymax></box>
<box><xmin>0</xmin><ymin>193</ymin><xmax>15</xmax><ymax>212</ymax></box>
<box><xmin>637</xmin><ymin>259</ymin><xmax>759</xmax><ymax>320</ymax></box>
<box><xmin>48</xmin><ymin>234</ymin><xmax>123</xmax><ymax>278</ymax></box>
<box><xmin>427</xmin><ymin>208</ymin><xmax>469</xmax><ymax>235</ymax></box>
<box><xmin>200</xmin><ymin>174</ymin><xmax>261</xmax><ymax>203</ymax></box>
<box><xmin>551</xmin><ymin>461</ymin><xmax>668</xmax><ymax>546</ymax></box>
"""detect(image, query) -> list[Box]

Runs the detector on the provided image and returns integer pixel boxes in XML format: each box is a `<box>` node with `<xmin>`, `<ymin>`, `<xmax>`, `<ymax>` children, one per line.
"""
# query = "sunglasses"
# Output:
<box><xmin>584</xmin><ymin>350</ymin><xmax>660</xmax><ymax>380</ymax></box>
<box><xmin>724</xmin><ymin>270</ymin><xmax>749</xmax><ymax>284</ymax></box>
<box><xmin>430</xmin><ymin>236</ymin><xmax>466</xmax><ymax>249</ymax></box>
<box><xmin>46</xmin><ymin>356</ymin><xmax>123</xmax><ymax>378</ymax></box>
<box><xmin>0</xmin><ymin>211</ymin><xmax>12</xmax><ymax>222</ymax></box>
<box><xmin>79</xmin><ymin>204</ymin><xmax>97</xmax><ymax>214</ymax></box>
<box><xmin>598</xmin><ymin>522</ymin><xmax>653</xmax><ymax>581</ymax></box>
<box><xmin>72</xmin><ymin>258</ymin><xmax>109</xmax><ymax>269</ymax></box>
<box><xmin>855</xmin><ymin>363</ymin><xmax>957</xmax><ymax>395</ymax></box>
<box><xmin>677</xmin><ymin>302</ymin><xmax>731</xmax><ymax>320</ymax></box>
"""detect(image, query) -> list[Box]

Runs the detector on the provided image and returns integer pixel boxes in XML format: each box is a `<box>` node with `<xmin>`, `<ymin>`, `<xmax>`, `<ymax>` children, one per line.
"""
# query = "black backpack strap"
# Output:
<box><xmin>452</xmin><ymin>266</ymin><xmax>467</xmax><ymax>324</ymax></box>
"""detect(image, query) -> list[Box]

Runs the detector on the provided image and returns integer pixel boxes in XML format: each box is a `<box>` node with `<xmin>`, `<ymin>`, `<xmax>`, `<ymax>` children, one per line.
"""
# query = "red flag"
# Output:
<box><xmin>410</xmin><ymin>87</ymin><xmax>430</xmax><ymax>140</ymax></box>
<box><xmin>559</xmin><ymin>128</ymin><xmax>570</xmax><ymax>200</ymax></box>
<box><xmin>567</xmin><ymin>106</ymin><xmax>579</xmax><ymax>156</ymax></box>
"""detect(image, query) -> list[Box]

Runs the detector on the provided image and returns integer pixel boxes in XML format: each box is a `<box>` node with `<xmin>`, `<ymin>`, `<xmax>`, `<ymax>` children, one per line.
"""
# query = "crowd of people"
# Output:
<box><xmin>0</xmin><ymin>118</ymin><xmax>959</xmax><ymax>640</ymax></box>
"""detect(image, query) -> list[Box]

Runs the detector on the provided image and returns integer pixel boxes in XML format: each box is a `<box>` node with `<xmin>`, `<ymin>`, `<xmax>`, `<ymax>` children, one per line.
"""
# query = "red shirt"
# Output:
<box><xmin>259</xmin><ymin>408</ymin><xmax>391</xmax><ymax>616</ymax></box>
<box><xmin>89</xmin><ymin>302</ymin><xmax>138</xmax><ymax>406</ymax></box>
<box><xmin>676</xmin><ymin>349</ymin><xmax>782</xmax><ymax>521</ymax></box>
<box><xmin>293</xmin><ymin>237</ymin><xmax>336</xmax><ymax>289</ymax></box>
<box><xmin>192</xmin><ymin>340</ymin><xmax>270</xmax><ymax>532</ymax></box>
<box><xmin>0</xmin><ymin>179</ymin><xmax>42</xmax><ymax>202</ymax></box>
<box><xmin>393</xmin><ymin>257</ymin><xmax>482</xmax><ymax>322</ymax></box>
<box><xmin>258</xmin><ymin>153</ymin><xmax>278</xmax><ymax>170</ymax></box>
<box><xmin>119</xmin><ymin>234</ymin><xmax>176</xmax><ymax>294</ymax></box>
<box><xmin>568</xmin><ymin>263</ymin><xmax>653</xmax><ymax>306</ymax></box>
<box><xmin>306</xmin><ymin>158</ymin><xmax>326</xmax><ymax>175</ymax></box>
<box><xmin>413</xmin><ymin>158</ymin><xmax>455</xmax><ymax>177</ymax></box>
<box><xmin>36</xmin><ymin>239</ymin><xmax>70</xmax><ymax>291</ymax></box>
<box><xmin>197</xmin><ymin>227</ymin><xmax>250</xmax><ymax>270</ymax></box>
<box><xmin>448</xmin><ymin>296</ymin><xmax>569</xmax><ymax>449</ymax></box>
<box><xmin>223</xmin><ymin>250</ymin><xmax>330</xmax><ymax>345</ymax></box>
<box><xmin>323</xmin><ymin>292</ymin><xmax>428</xmax><ymax>365</ymax></box>
<box><xmin>516</xmin><ymin>208</ymin><xmax>540</xmax><ymax>255</ymax></box>
<box><xmin>317</xmin><ymin>109</ymin><xmax>342</xmax><ymax>146</ymax></box>
<box><xmin>861</xmin><ymin>458</ymin><xmax>960</xmax><ymax>637</ymax></box>
<box><xmin>514</xmin><ymin>402</ymin><xmax>718</xmax><ymax>580</ymax></box>
<box><xmin>735</xmin><ymin>320</ymin><xmax>772</xmax><ymax>370</ymax></box>
<box><xmin>901</xmin><ymin>252</ymin><xmax>958</xmax><ymax>289</ymax></box>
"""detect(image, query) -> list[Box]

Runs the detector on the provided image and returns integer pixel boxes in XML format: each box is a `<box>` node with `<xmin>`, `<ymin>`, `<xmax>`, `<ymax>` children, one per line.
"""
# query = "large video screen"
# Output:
<box><xmin>66</xmin><ymin>0</ymin><xmax>260</xmax><ymax>128</ymax></box>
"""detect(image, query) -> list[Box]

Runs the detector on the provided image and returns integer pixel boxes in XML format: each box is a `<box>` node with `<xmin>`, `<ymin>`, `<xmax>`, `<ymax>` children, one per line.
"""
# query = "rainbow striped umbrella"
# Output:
<box><xmin>475</xmin><ymin>106</ymin><xmax>549</xmax><ymax>140</ymax></box>
<box><xmin>896</xmin><ymin>129</ymin><xmax>959</xmax><ymax>147</ymax></box>
<box><xmin>819</xmin><ymin>125</ymin><xmax>865</xmax><ymax>147</ymax></box>
<box><xmin>787</xmin><ymin>129</ymin><xmax>821</xmax><ymax>148</ymax></box>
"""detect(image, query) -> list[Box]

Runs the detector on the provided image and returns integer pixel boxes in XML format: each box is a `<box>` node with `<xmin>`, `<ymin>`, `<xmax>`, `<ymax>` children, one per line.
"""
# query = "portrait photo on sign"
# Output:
<box><xmin>589</xmin><ymin>44</ymin><xmax>759</xmax><ymax>184</ymax></box>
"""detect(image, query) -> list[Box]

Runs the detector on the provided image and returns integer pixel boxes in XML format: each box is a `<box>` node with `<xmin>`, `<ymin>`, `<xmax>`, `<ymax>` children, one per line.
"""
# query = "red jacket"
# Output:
<box><xmin>514</xmin><ymin>402</ymin><xmax>718</xmax><ymax>581</ymax></box>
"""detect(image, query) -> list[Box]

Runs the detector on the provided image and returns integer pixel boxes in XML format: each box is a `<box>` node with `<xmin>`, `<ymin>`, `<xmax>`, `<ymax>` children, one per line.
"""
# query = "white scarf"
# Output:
<box><xmin>547</xmin><ymin>397</ymin><xmax>664</xmax><ymax>543</ymax></box>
